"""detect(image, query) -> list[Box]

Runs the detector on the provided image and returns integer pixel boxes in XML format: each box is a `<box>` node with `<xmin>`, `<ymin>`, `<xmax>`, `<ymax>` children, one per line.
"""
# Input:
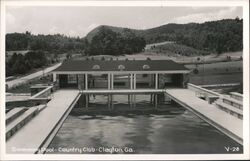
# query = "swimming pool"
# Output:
<box><xmin>47</xmin><ymin>94</ymin><xmax>242</xmax><ymax>154</ymax></box>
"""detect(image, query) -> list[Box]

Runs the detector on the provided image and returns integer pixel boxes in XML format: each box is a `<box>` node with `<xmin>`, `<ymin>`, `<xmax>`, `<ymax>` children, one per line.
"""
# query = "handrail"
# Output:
<box><xmin>29</xmin><ymin>86</ymin><xmax>53</xmax><ymax>100</ymax></box>
<box><xmin>187</xmin><ymin>83</ymin><xmax>221</xmax><ymax>96</ymax></box>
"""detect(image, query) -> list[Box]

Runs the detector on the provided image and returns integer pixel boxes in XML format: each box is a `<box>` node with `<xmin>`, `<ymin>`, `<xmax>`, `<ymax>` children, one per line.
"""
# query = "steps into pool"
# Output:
<box><xmin>6</xmin><ymin>108</ymin><xmax>28</xmax><ymax>125</ymax></box>
<box><xmin>6</xmin><ymin>105</ymin><xmax>46</xmax><ymax>140</ymax></box>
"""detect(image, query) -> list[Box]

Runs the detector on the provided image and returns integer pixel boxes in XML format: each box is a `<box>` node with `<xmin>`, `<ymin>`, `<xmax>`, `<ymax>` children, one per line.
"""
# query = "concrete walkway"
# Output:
<box><xmin>6</xmin><ymin>63</ymin><xmax>61</xmax><ymax>89</ymax></box>
<box><xmin>165</xmin><ymin>89</ymin><xmax>243</xmax><ymax>145</ymax></box>
<box><xmin>6</xmin><ymin>89</ymin><xmax>79</xmax><ymax>154</ymax></box>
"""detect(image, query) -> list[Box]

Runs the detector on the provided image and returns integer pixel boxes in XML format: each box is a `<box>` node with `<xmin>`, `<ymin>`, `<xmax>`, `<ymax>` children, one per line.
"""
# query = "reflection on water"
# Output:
<box><xmin>47</xmin><ymin>95</ymin><xmax>242</xmax><ymax>154</ymax></box>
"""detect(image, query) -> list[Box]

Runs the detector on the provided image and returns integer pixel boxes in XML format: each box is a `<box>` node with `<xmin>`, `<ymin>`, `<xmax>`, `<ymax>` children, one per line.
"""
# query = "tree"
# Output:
<box><xmin>66</xmin><ymin>53</ymin><xmax>72</xmax><ymax>59</ymax></box>
<box><xmin>86</xmin><ymin>27</ymin><xmax>146</xmax><ymax>56</ymax></box>
<box><xmin>6</xmin><ymin>51</ymin><xmax>48</xmax><ymax>76</ymax></box>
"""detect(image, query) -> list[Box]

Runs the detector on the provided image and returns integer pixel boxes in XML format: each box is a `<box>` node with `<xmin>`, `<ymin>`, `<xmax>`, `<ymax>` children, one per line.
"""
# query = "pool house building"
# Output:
<box><xmin>52</xmin><ymin>59</ymin><xmax>190</xmax><ymax>90</ymax></box>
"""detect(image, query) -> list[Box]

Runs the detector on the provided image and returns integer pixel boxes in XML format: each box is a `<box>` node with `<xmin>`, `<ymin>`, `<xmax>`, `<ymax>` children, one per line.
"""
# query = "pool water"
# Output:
<box><xmin>47</xmin><ymin>94</ymin><xmax>243</xmax><ymax>154</ymax></box>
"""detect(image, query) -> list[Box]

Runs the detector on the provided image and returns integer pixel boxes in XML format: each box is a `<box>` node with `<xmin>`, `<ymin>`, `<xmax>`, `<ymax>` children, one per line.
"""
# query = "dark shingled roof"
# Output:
<box><xmin>53</xmin><ymin>60</ymin><xmax>189</xmax><ymax>72</ymax></box>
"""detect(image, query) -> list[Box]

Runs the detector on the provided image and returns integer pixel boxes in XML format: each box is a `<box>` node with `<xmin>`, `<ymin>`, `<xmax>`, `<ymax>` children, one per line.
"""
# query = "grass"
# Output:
<box><xmin>7</xmin><ymin>75</ymin><xmax>53</xmax><ymax>93</ymax></box>
<box><xmin>186</xmin><ymin>61</ymin><xmax>243</xmax><ymax>86</ymax></box>
<box><xmin>186</xmin><ymin>61</ymin><xmax>243</xmax><ymax>75</ymax></box>
<box><xmin>147</xmin><ymin>42</ymin><xmax>210</xmax><ymax>56</ymax></box>
<box><xmin>8</xmin><ymin>52</ymin><xmax>243</xmax><ymax>94</ymax></box>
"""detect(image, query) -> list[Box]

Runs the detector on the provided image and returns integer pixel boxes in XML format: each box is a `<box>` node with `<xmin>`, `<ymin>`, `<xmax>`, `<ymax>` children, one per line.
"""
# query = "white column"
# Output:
<box><xmin>155</xmin><ymin>73</ymin><xmax>158</xmax><ymax>89</ymax></box>
<box><xmin>108</xmin><ymin>73</ymin><xmax>110</xmax><ymax>90</ymax></box>
<box><xmin>52</xmin><ymin>73</ymin><xmax>57</xmax><ymax>82</ymax></box>
<box><xmin>111</xmin><ymin>73</ymin><xmax>114</xmax><ymax>89</ymax></box>
<box><xmin>133</xmin><ymin>74</ymin><xmax>136</xmax><ymax>90</ymax></box>
<box><xmin>85</xmin><ymin>73</ymin><xmax>88</xmax><ymax>90</ymax></box>
<box><xmin>130</xmin><ymin>74</ymin><xmax>133</xmax><ymax>89</ymax></box>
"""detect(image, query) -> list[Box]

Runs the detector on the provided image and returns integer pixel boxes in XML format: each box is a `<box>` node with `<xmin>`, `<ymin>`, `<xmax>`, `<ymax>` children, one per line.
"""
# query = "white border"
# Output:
<box><xmin>0</xmin><ymin>0</ymin><xmax>249</xmax><ymax>160</ymax></box>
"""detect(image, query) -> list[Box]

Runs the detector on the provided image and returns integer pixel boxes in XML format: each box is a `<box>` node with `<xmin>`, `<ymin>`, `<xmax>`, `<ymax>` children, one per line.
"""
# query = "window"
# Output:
<box><xmin>92</xmin><ymin>65</ymin><xmax>100</xmax><ymax>70</ymax></box>
<box><xmin>68</xmin><ymin>75</ymin><xmax>77</xmax><ymax>84</ymax></box>
<box><xmin>114</xmin><ymin>82</ymin><xmax>125</xmax><ymax>86</ymax></box>
<box><xmin>118</xmin><ymin>65</ymin><xmax>125</xmax><ymax>71</ymax></box>
<box><xmin>143</xmin><ymin>64</ymin><xmax>150</xmax><ymax>69</ymax></box>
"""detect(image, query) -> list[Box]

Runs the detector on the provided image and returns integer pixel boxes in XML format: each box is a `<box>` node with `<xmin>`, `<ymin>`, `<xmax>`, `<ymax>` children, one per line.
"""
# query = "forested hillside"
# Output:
<box><xmin>6</xmin><ymin>51</ymin><xmax>48</xmax><ymax>76</ymax></box>
<box><xmin>6</xmin><ymin>18</ymin><xmax>243</xmax><ymax>77</ymax></box>
<box><xmin>6</xmin><ymin>18</ymin><xmax>243</xmax><ymax>55</ymax></box>
<box><xmin>6</xmin><ymin>31</ymin><xmax>85</xmax><ymax>52</ymax></box>
<box><xmin>143</xmin><ymin>18</ymin><xmax>243</xmax><ymax>54</ymax></box>
<box><xmin>5</xmin><ymin>32</ymin><xmax>87</xmax><ymax>76</ymax></box>
<box><xmin>85</xmin><ymin>27</ymin><xmax>146</xmax><ymax>56</ymax></box>
<box><xmin>86</xmin><ymin>18</ymin><xmax>243</xmax><ymax>54</ymax></box>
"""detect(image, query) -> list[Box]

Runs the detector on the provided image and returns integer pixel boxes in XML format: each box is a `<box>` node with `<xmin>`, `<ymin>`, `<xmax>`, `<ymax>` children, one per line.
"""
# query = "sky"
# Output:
<box><xmin>6</xmin><ymin>6</ymin><xmax>242</xmax><ymax>37</ymax></box>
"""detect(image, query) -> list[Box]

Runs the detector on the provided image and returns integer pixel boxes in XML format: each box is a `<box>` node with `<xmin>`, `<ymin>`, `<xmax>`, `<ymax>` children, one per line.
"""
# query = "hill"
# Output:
<box><xmin>85</xmin><ymin>26</ymin><xmax>145</xmax><ymax>56</ymax></box>
<box><xmin>6</xmin><ymin>32</ymin><xmax>86</xmax><ymax>53</ymax></box>
<box><xmin>86</xmin><ymin>25</ymin><xmax>142</xmax><ymax>42</ymax></box>
<box><xmin>6</xmin><ymin>18</ymin><xmax>243</xmax><ymax>56</ymax></box>
<box><xmin>86</xmin><ymin>18</ymin><xmax>243</xmax><ymax>54</ymax></box>
<box><xmin>147</xmin><ymin>42</ymin><xmax>210</xmax><ymax>56</ymax></box>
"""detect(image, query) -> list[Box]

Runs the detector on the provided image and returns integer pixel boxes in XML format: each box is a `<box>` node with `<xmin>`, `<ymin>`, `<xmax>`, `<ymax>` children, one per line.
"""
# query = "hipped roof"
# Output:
<box><xmin>53</xmin><ymin>60</ymin><xmax>189</xmax><ymax>72</ymax></box>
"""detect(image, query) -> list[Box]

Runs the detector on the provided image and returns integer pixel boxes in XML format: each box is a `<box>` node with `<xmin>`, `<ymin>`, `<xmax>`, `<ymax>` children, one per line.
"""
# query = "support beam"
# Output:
<box><xmin>111</xmin><ymin>74</ymin><xmax>114</xmax><ymax>89</ymax></box>
<box><xmin>77</xmin><ymin>74</ymin><xmax>80</xmax><ymax>90</ymax></box>
<box><xmin>133</xmin><ymin>74</ymin><xmax>136</xmax><ymax>90</ymax></box>
<box><xmin>108</xmin><ymin>74</ymin><xmax>111</xmax><ymax>90</ymax></box>
<box><xmin>52</xmin><ymin>73</ymin><xmax>57</xmax><ymax>82</ymax></box>
<box><xmin>108</xmin><ymin>95</ymin><xmax>110</xmax><ymax>109</ymax></box>
<box><xmin>133</xmin><ymin>94</ymin><xmax>136</xmax><ymax>107</ymax></box>
<box><xmin>111</xmin><ymin>94</ymin><xmax>114</xmax><ymax>109</ymax></box>
<box><xmin>108</xmin><ymin>94</ymin><xmax>113</xmax><ymax>109</ymax></box>
<box><xmin>155</xmin><ymin>94</ymin><xmax>158</xmax><ymax>108</ymax></box>
<box><xmin>85</xmin><ymin>95</ymin><xmax>89</xmax><ymax>109</ymax></box>
<box><xmin>77</xmin><ymin>74</ymin><xmax>81</xmax><ymax>90</ymax></box>
<box><xmin>155</xmin><ymin>73</ymin><xmax>158</xmax><ymax>89</ymax></box>
<box><xmin>130</xmin><ymin>74</ymin><xmax>133</xmax><ymax>89</ymax></box>
<box><xmin>128</xmin><ymin>94</ymin><xmax>131</xmax><ymax>106</ymax></box>
<box><xmin>131</xmin><ymin>95</ymin><xmax>134</xmax><ymax>107</ymax></box>
<box><xmin>150</xmin><ymin>94</ymin><xmax>153</xmax><ymax>104</ymax></box>
<box><xmin>85</xmin><ymin>73</ymin><xmax>88</xmax><ymax>90</ymax></box>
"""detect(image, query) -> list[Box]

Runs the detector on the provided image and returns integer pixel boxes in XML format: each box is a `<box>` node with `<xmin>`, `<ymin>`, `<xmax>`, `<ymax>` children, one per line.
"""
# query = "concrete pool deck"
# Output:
<box><xmin>165</xmin><ymin>88</ymin><xmax>243</xmax><ymax>145</ymax></box>
<box><xmin>6</xmin><ymin>87</ymin><xmax>243</xmax><ymax>154</ymax></box>
<box><xmin>6</xmin><ymin>89</ymin><xmax>80</xmax><ymax>154</ymax></box>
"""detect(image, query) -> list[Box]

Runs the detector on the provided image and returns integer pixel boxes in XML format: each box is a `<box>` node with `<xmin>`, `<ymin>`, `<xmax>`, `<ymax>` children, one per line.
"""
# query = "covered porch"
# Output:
<box><xmin>53</xmin><ymin>72</ymin><xmax>189</xmax><ymax>90</ymax></box>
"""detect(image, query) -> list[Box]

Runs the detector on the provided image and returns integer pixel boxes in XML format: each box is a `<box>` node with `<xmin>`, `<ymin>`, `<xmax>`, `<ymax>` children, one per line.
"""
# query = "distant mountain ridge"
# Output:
<box><xmin>6</xmin><ymin>18</ymin><xmax>243</xmax><ymax>55</ymax></box>
<box><xmin>86</xmin><ymin>25</ymin><xmax>143</xmax><ymax>42</ymax></box>
<box><xmin>86</xmin><ymin>18</ymin><xmax>243</xmax><ymax>53</ymax></box>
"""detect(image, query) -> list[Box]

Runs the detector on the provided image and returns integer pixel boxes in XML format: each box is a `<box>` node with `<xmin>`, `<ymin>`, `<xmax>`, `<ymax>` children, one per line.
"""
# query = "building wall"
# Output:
<box><xmin>57</xmin><ymin>73</ymin><xmax>188</xmax><ymax>89</ymax></box>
